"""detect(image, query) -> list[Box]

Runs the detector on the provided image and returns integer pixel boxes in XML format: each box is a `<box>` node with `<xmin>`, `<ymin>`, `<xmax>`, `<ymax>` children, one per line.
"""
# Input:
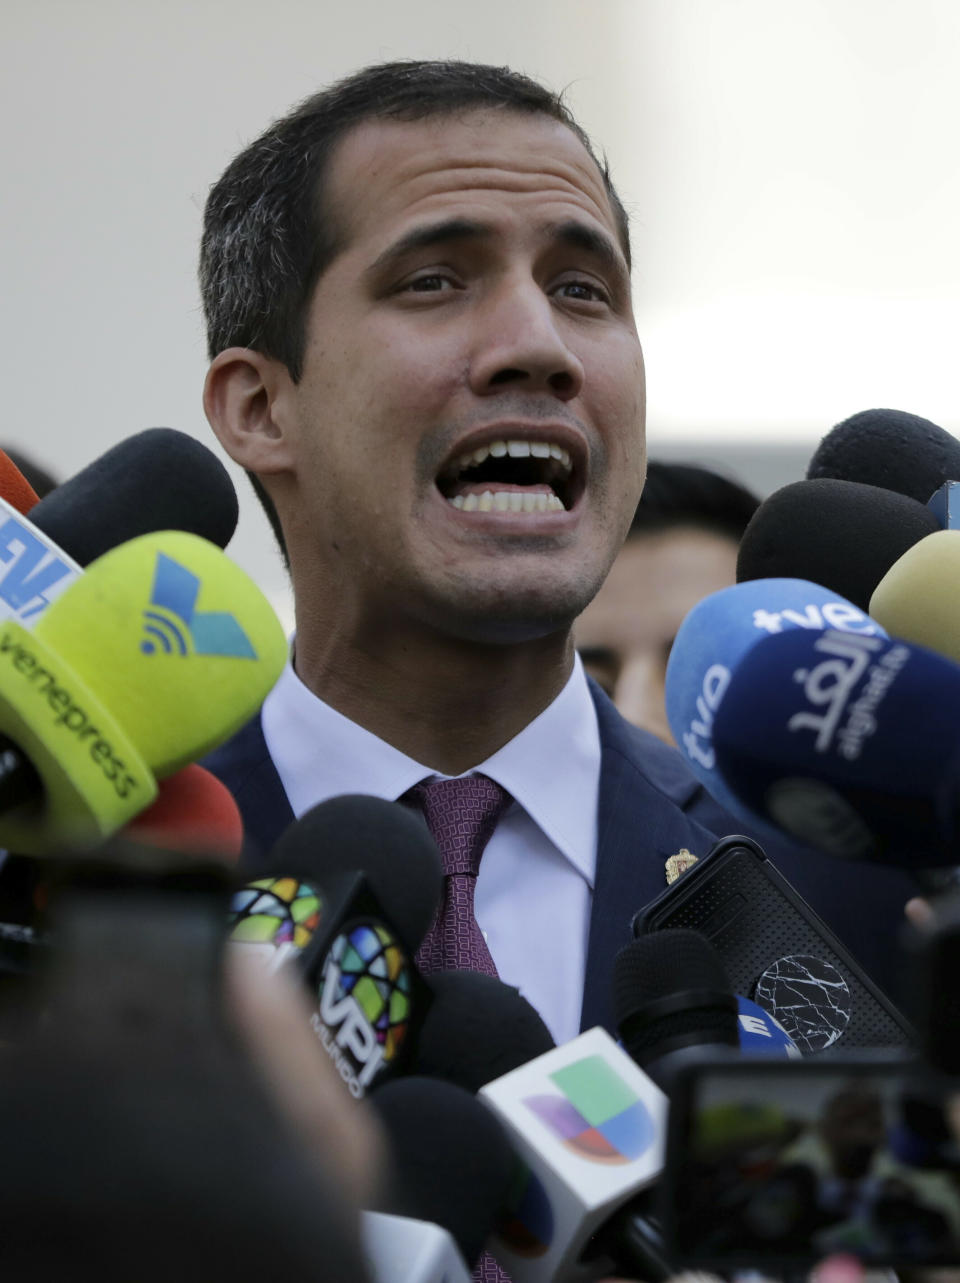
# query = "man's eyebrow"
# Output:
<box><xmin>366</xmin><ymin>219</ymin><xmax>489</xmax><ymax>275</ymax></box>
<box><xmin>546</xmin><ymin>220</ymin><xmax>628</xmax><ymax>278</ymax></box>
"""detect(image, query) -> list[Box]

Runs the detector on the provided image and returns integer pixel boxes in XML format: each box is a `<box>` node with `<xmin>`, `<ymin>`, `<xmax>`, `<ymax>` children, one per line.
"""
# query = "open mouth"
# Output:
<box><xmin>436</xmin><ymin>437</ymin><xmax>578</xmax><ymax>514</ymax></box>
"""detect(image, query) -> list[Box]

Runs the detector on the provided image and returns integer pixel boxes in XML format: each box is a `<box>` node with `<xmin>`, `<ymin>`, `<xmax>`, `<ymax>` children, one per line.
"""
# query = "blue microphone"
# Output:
<box><xmin>665</xmin><ymin>579</ymin><xmax>886</xmax><ymax>830</ymax></box>
<box><xmin>710</xmin><ymin>626</ymin><xmax>960</xmax><ymax>869</ymax></box>
<box><xmin>736</xmin><ymin>995</ymin><xmax>800</xmax><ymax>1058</ymax></box>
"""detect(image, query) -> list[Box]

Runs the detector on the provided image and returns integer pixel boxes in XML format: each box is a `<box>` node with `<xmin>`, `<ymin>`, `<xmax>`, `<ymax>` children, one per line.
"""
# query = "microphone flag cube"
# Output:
<box><xmin>480</xmin><ymin>1027</ymin><xmax>666</xmax><ymax>1282</ymax></box>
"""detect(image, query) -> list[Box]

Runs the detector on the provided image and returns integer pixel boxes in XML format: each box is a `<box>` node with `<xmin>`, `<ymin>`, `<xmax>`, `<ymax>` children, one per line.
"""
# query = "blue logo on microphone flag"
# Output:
<box><xmin>143</xmin><ymin>553</ymin><xmax>257</xmax><ymax>659</ymax></box>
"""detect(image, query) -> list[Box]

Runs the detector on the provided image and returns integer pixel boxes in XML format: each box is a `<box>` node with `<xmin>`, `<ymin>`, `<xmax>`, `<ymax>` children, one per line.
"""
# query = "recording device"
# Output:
<box><xmin>0</xmin><ymin>528</ymin><xmax>286</xmax><ymax>854</ymax></box>
<box><xmin>362</xmin><ymin>1212</ymin><xmax>471</xmax><ymax>1283</ymax></box>
<box><xmin>736</xmin><ymin>478</ymin><xmax>940</xmax><ymax>611</ymax></box>
<box><xmin>479</xmin><ymin>1026</ymin><xmax>669</xmax><ymax>1282</ymax></box>
<box><xmin>665</xmin><ymin>576</ymin><xmax>886</xmax><ymax>834</ymax></box>
<box><xmin>411</xmin><ymin>969</ymin><xmax>555</xmax><ymax>1091</ymax></box>
<box><xmin>26</xmin><ymin>427</ymin><xmax>239</xmax><ymax>567</ymax></box>
<box><xmin>659</xmin><ymin>1056</ymin><xmax>960</xmax><ymax>1272</ymax></box>
<box><xmin>369</xmin><ymin>1076</ymin><xmax>514</xmax><ymax>1275</ymax></box>
<box><xmin>807</xmin><ymin>407</ymin><xmax>960</xmax><ymax>506</ymax></box>
<box><xmin>0</xmin><ymin>449</ymin><xmax>41</xmax><ymax>515</ymax></box>
<box><xmin>228</xmin><ymin>795</ymin><xmax>441</xmax><ymax>1094</ymax></box>
<box><xmin>632</xmin><ymin>836</ymin><xmax>913</xmax><ymax>1053</ymax></box>
<box><xmin>0</xmin><ymin>429</ymin><xmax>239</xmax><ymax>631</ymax></box>
<box><xmin>123</xmin><ymin>763</ymin><xmax>245</xmax><ymax>861</ymax></box>
<box><xmin>34</xmin><ymin>841</ymin><xmax>232</xmax><ymax>1049</ymax></box>
<box><xmin>870</xmin><ymin>528</ymin><xmax>960</xmax><ymax>665</ymax></box>
<box><xmin>613</xmin><ymin>930</ymin><xmax>798</xmax><ymax>1087</ymax></box>
<box><xmin>0</xmin><ymin>764</ymin><xmax>245</xmax><ymax>992</ymax></box>
<box><xmin>710</xmin><ymin>626</ymin><xmax>960</xmax><ymax>871</ymax></box>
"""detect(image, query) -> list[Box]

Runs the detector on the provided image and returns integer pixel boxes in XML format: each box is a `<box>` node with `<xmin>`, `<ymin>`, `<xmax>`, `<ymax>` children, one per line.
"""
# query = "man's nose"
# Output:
<box><xmin>469</xmin><ymin>278</ymin><xmax>584</xmax><ymax>400</ymax></box>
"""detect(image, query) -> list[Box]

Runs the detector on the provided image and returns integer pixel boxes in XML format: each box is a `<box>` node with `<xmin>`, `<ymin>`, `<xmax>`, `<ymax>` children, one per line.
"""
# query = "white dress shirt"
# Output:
<box><xmin>261</xmin><ymin>653</ymin><xmax>602</xmax><ymax>1045</ymax></box>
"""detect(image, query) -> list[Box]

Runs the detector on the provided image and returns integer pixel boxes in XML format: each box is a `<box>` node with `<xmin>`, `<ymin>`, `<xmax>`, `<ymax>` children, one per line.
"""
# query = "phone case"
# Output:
<box><xmin>632</xmin><ymin>835</ymin><xmax>914</xmax><ymax>1052</ymax></box>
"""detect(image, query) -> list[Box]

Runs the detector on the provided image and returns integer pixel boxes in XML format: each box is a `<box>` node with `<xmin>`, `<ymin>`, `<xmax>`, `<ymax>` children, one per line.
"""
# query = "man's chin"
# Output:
<box><xmin>423</xmin><ymin>576</ymin><xmax>602</xmax><ymax>646</ymax></box>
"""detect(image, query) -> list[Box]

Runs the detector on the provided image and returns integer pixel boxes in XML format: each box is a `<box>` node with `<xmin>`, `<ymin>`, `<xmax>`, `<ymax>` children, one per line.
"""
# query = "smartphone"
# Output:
<box><xmin>660</xmin><ymin>1057</ymin><xmax>960</xmax><ymax>1272</ymax></box>
<box><xmin>632</xmin><ymin>835</ymin><xmax>914</xmax><ymax>1053</ymax></box>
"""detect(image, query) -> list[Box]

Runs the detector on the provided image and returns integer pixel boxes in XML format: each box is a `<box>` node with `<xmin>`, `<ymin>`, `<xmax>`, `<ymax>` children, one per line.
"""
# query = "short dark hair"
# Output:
<box><xmin>199</xmin><ymin>59</ymin><xmax>633</xmax><ymax>555</ymax></box>
<box><xmin>628</xmin><ymin>460</ymin><xmax>760</xmax><ymax>544</ymax></box>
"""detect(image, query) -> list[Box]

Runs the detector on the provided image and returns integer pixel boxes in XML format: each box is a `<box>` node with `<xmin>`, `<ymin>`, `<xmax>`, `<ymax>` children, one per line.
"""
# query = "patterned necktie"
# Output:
<box><xmin>404</xmin><ymin>774</ymin><xmax>515</xmax><ymax>1283</ymax></box>
<box><xmin>405</xmin><ymin>774</ymin><xmax>512</xmax><ymax>977</ymax></box>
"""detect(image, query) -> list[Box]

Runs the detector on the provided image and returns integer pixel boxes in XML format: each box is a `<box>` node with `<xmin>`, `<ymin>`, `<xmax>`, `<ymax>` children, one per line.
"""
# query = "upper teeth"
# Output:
<box><xmin>453</xmin><ymin>439</ymin><xmax>572</xmax><ymax>473</ymax></box>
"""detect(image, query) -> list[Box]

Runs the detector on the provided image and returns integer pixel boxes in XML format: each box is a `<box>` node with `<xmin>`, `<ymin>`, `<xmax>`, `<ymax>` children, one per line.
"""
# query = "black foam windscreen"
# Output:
<box><xmin>266</xmin><ymin>794</ymin><xmax>443</xmax><ymax>951</ymax></box>
<box><xmin>369</xmin><ymin>1076</ymin><xmax>513</xmax><ymax>1268</ymax></box>
<box><xmin>807</xmin><ymin>408</ymin><xmax>960</xmax><ymax>504</ymax></box>
<box><xmin>613</xmin><ymin>929</ymin><xmax>738</xmax><ymax>1067</ymax></box>
<box><xmin>412</xmin><ymin>970</ymin><xmax>555</xmax><ymax>1092</ymax></box>
<box><xmin>736</xmin><ymin>477</ymin><xmax>940</xmax><ymax>610</ymax></box>
<box><xmin>29</xmin><ymin>428</ymin><xmax>239</xmax><ymax>566</ymax></box>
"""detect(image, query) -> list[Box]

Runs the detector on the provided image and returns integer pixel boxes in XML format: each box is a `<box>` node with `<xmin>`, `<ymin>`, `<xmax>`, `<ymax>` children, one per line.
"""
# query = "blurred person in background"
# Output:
<box><xmin>576</xmin><ymin>460</ymin><xmax>759</xmax><ymax>742</ymax></box>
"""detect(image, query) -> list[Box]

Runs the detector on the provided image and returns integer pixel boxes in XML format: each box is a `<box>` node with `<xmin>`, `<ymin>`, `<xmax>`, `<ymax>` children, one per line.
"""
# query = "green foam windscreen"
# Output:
<box><xmin>35</xmin><ymin>530</ymin><xmax>288</xmax><ymax>776</ymax></box>
<box><xmin>0</xmin><ymin>531</ymin><xmax>286</xmax><ymax>853</ymax></box>
<box><xmin>870</xmin><ymin>529</ymin><xmax>960</xmax><ymax>665</ymax></box>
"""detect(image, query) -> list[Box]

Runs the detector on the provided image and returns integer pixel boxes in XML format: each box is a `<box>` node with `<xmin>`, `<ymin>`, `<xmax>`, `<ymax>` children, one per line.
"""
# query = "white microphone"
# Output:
<box><xmin>362</xmin><ymin>1211</ymin><xmax>471</xmax><ymax>1283</ymax></box>
<box><xmin>480</xmin><ymin>1026</ymin><xmax>668</xmax><ymax>1282</ymax></box>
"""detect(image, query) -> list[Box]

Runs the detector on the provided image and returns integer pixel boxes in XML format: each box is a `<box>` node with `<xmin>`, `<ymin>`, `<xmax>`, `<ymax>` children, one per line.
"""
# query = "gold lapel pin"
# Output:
<box><xmin>665</xmin><ymin>848</ymin><xmax>698</xmax><ymax>885</ymax></box>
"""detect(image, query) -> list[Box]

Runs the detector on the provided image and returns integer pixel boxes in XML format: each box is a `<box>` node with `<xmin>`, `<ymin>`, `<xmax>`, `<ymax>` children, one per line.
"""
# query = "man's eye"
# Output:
<box><xmin>404</xmin><ymin>273</ymin><xmax>454</xmax><ymax>293</ymax></box>
<box><xmin>555</xmin><ymin>279</ymin><xmax>610</xmax><ymax>305</ymax></box>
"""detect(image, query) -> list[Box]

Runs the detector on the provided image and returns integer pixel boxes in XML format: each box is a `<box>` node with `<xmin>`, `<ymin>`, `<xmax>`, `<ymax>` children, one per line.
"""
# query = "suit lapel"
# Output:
<box><xmin>204</xmin><ymin>715</ymin><xmax>295</xmax><ymax>865</ymax></box>
<box><xmin>579</xmin><ymin>682</ymin><xmax>724</xmax><ymax>1034</ymax></box>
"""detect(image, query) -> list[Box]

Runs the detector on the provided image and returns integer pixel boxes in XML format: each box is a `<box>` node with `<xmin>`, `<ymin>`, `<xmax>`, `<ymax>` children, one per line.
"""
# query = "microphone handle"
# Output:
<box><xmin>587</xmin><ymin>1195</ymin><xmax>672</xmax><ymax>1282</ymax></box>
<box><xmin>0</xmin><ymin>734</ymin><xmax>42</xmax><ymax>813</ymax></box>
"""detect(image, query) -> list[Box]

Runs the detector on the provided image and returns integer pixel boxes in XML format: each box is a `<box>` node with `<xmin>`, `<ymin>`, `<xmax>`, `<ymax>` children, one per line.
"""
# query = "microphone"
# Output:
<box><xmin>869</xmin><ymin>529</ymin><xmax>960</xmax><ymax>666</ymax></box>
<box><xmin>613</xmin><ymin>930</ymin><xmax>739</xmax><ymax>1087</ymax></box>
<box><xmin>736</xmin><ymin>478</ymin><xmax>940</xmax><ymax>610</ymax></box>
<box><xmin>368</xmin><ymin>1075</ymin><xmax>515</xmax><ymax>1277</ymax></box>
<box><xmin>362</xmin><ymin>1212</ymin><xmax>471</xmax><ymax>1283</ymax></box>
<box><xmin>665</xmin><ymin>577</ymin><xmax>886</xmax><ymax>831</ymax></box>
<box><xmin>479</xmin><ymin>1025</ymin><xmax>668</xmax><ymax>1282</ymax></box>
<box><xmin>265</xmin><ymin>794</ymin><xmax>442</xmax><ymax>949</ymax></box>
<box><xmin>122</xmin><ymin>763</ymin><xmax>244</xmax><ymax>862</ymax></box>
<box><xmin>0</xmin><ymin>528</ymin><xmax>286</xmax><ymax>854</ymax></box>
<box><xmin>614</xmin><ymin>932</ymin><xmax>800</xmax><ymax>1073</ymax></box>
<box><xmin>0</xmin><ymin>450</ymin><xmax>40</xmax><ymax>515</ymax></box>
<box><xmin>0</xmin><ymin>429</ymin><xmax>239</xmax><ymax>631</ymax></box>
<box><xmin>709</xmin><ymin>626</ymin><xmax>960</xmax><ymax>869</ymax></box>
<box><xmin>411</xmin><ymin>969</ymin><xmax>555</xmax><ymax>1092</ymax></box>
<box><xmin>735</xmin><ymin>995</ymin><xmax>800</xmax><ymax>1058</ymax></box>
<box><xmin>28</xmin><ymin>427</ymin><xmax>239</xmax><ymax>566</ymax></box>
<box><xmin>807</xmin><ymin>407</ymin><xmax>960</xmax><ymax>505</ymax></box>
<box><xmin>229</xmin><ymin>795</ymin><xmax>442</xmax><ymax>1095</ymax></box>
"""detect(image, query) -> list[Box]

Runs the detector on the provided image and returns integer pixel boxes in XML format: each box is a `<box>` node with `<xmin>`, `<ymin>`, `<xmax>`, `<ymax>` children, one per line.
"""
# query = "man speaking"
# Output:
<box><xmin>200</xmin><ymin>59</ymin><xmax>913</xmax><ymax>1049</ymax></box>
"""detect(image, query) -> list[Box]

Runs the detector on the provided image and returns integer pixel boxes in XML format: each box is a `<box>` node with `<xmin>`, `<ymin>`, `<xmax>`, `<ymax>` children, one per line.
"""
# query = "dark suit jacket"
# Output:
<box><xmin>205</xmin><ymin>681</ymin><xmax>915</xmax><ymax>1036</ymax></box>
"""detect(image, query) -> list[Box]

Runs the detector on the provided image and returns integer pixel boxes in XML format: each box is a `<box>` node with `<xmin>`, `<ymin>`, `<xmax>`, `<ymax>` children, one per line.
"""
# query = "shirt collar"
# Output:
<box><xmin>261</xmin><ymin>650</ymin><xmax>601</xmax><ymax>887</ymax></box>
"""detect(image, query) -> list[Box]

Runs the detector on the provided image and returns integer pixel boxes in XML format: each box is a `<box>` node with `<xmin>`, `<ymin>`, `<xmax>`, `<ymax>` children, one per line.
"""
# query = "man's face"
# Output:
<box><xmin>575</xmin><ymin>527</ymin><xmax>740</xmax><ymax>742</ymax></box>
<box><xmin>277</xmin><ymin>109</ymin><xmax>646</xmax><ymax>644</ymax></box>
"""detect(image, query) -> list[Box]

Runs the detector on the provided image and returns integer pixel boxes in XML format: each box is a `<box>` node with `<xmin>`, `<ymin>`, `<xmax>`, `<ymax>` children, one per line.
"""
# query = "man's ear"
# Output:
<box><xmin>203</xmin><ymin>348</ymin><xmax>297</xmax><ymax>474</ymax></box>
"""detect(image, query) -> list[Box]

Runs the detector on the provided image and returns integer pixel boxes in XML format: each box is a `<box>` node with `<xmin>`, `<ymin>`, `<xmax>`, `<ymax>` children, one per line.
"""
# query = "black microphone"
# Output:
<box><xmin>737</xmin><ymin>477</ymin><xmax>940</xmax><ymax>610</ymax></box>
<box><xmin>230</xmin><ymin>795</ymin><xmax>442</xmax><ymax>1095</ymax></box>
<box><xmin>613</xmin><ymin>929</ymin><xmax>740</xmax><ymax>1089</ymax></box>
<box><xmin>29</xmin><ymin>427</ymin><xmax>239</xmax><ymax>566</ymax></box>
<box><xmin>368</xmin><ymin>1075</ymin><xmax>515</xmax><ymax>1277</ymax></box>
<box><xmin>807</xmin><ymin>407</ymin><xmax>960</xmax><ymax>505</ymax></box>
<box><xmin>412</xmin><ymin>969</ymin><xmax>555</xmax><ymax>1091</ymax></box>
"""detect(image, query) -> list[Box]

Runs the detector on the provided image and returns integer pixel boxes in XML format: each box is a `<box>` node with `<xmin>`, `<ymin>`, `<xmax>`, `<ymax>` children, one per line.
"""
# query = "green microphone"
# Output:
<box><xmin>0</xmin><ymin>530</ymin><xmax>286</xmax><ymax>853</ymax></box>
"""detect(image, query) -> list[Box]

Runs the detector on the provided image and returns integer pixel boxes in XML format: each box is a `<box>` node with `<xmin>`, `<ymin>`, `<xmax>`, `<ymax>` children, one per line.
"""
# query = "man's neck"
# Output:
<box><xmin>291</xmin><ymin>614</ymin><xmax>576</xmax><ymax>776</ymax></box>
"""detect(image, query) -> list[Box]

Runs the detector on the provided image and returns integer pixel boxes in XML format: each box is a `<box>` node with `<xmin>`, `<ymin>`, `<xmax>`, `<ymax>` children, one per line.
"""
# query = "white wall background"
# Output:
<box><xmin>3</xmin><ymin>1</ymin><xmax>958</xmax><ymax>623</ymax></box>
